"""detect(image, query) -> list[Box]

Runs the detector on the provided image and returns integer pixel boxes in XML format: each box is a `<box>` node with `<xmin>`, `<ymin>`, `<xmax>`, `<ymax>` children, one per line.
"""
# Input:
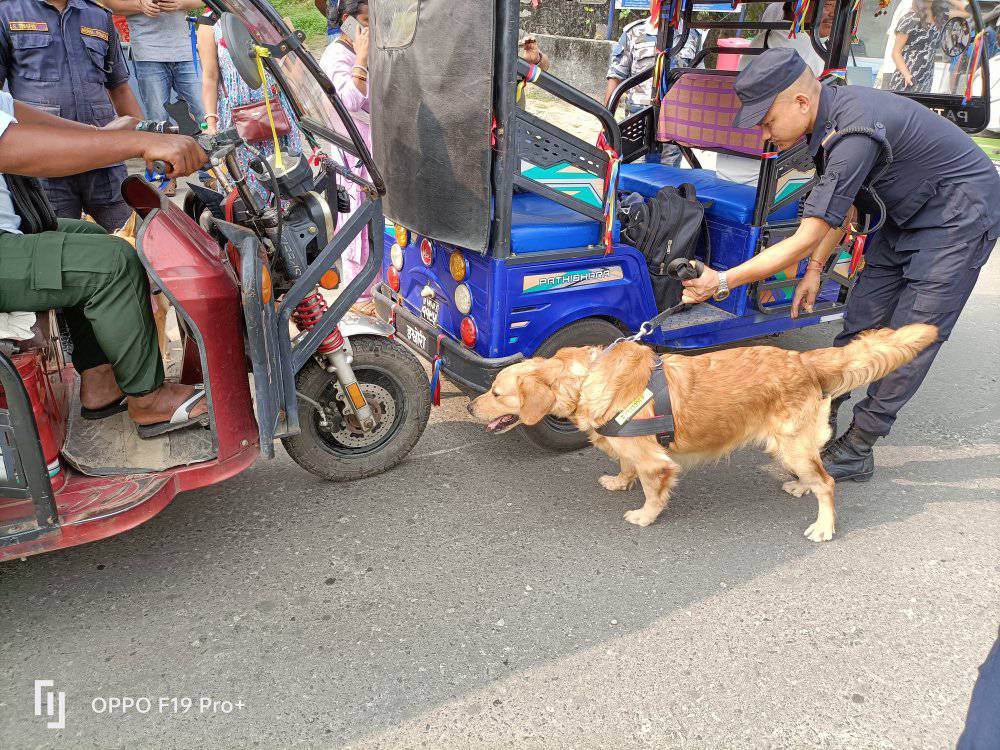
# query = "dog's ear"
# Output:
<box><xmin>517</xmin><ymin>374</ymin><xmax>556</xmax><ymax>425</ymax></box>
<box><xmin>580</xmin><ymin>341</ymin><xmax>656</xmax><ymax>426</ymax></box>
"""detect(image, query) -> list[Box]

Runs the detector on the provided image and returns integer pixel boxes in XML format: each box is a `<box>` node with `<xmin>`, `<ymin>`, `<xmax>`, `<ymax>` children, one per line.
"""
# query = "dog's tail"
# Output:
<box><xmin>802</xmin><ymin>324</ymin><xmax>938</xmax><ymax>399</ymax></box>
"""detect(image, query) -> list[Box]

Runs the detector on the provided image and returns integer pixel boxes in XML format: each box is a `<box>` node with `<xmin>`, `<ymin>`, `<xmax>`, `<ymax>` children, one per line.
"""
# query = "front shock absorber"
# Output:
<box><xmin>291</xmin><ymin>290</ymin><xmax>376</xmax><ymax>431</ymax></box>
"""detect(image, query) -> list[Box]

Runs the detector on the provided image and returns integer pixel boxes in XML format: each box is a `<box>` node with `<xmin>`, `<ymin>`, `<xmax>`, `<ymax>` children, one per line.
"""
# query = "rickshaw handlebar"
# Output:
<box><xmin>516</xmin><ymin>58</ymin><xmax>622</xmax><ymax>154</ymax></box>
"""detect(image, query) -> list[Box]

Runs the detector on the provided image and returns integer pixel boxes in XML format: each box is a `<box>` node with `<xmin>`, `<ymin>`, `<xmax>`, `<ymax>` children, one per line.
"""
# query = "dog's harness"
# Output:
<box><xmin>595</xmin><ymin>360</ymin><xmax>675</xmax><ymax>447</ymax></box>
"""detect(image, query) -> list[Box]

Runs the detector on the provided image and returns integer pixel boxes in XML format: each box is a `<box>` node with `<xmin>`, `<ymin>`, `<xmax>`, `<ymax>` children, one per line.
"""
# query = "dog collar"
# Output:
<box><xmin>594</xmin><ymin>361</ymin><xmax>675</xmax><ymax>447</ymax></box>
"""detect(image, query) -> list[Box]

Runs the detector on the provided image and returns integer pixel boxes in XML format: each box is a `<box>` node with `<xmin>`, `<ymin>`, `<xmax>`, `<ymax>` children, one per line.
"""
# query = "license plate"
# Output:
<box><xmin>421</xmin><ymin>296</ymin><xmax>441</xmax><ymax>326</ymax></box>
<box><xmin>399</xmin><ymin>319</ymin><xmax>436</xmax><ymax>359</ymax></box>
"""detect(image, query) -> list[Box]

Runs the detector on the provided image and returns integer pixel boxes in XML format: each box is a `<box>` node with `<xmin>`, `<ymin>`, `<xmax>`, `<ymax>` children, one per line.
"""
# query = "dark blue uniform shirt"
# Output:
<box><xmin>0</xmin><ymin>0</ymin><xmax>129</xmax><ymax>125</ymax></box>
<box><xmin>803</xmin><ymin>83</ymin><xmax>1000</xmax><ymax>273</ymax></box>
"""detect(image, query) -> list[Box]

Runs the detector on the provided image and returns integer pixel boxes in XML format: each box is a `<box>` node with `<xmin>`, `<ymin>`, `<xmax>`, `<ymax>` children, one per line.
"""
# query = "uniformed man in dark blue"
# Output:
<box><xmin>681</xmin><ymin>47</ymin><xmax>998</xmax><ymax>482</ymax></box>
<box><xmin>0</xmin><ymin>0</ymin><xmax>144</xmax><ymax>230</ymax></box>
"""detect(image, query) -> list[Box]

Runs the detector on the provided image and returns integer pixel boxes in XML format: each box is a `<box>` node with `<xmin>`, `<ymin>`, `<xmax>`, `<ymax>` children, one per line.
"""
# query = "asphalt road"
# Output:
<box><xmin>1</xmin><ymin>254</ymin><xmax>997</xmax><ymax>750</ymax></box>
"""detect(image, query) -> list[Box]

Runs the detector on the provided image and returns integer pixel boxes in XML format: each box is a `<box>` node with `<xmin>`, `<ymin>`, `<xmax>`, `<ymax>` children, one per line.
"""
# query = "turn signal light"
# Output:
<box><xmin>320</xmin><ymin>269</ymin><xmax>340</xmax><ymax>289</ymax></box>
<box><xmin>449</xmin><ymin>250</ymin><xmax>469</xmax><ymax>281</ymax></box>
<box><xmin>420</xmin><ymin>238</ymin><xmax>434</xmax><ymax>266</ymax></box>
<box><xmin>460</xmin><ymin>316</ymin><xmax>477</xmax><ymax>348</ymax></box>
<box><xmin>394</xmin><ymin>224</ymin><xmax>409</xmax><ymax>247</ymax></box>
<box><xmin>261</xmin><ymin>265</ymin><xmax>273</xmax><ymax>305</ymax></box>
<box><xmin>387</xmin><ymin>264</ymin><xmax>400</xmax><ymax>292</ymax></box>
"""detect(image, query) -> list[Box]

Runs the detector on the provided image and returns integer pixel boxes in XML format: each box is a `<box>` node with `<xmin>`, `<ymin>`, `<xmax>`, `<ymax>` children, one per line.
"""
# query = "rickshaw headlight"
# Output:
<box><xmin>387</xmin><ymin>264</ymin><xmax>400</xmax><ymax>292</ymax></box>
<box><xmin>390</xmin><ymin>243</ymin><xmax>404</xmax><ymax>271</ymax></box>
<box><xmin>449</xmin><ymin>251</ymin><xmax>468</xmax><ymax>281</ymax></box>
<box><xmin>394</xmin><ymin>224</ymin><xmax>409</xmax><ymax>247</ymax></box>
<box><xmin>454</xmin><ymin>283</ymin><xmax>472</xmax><ymax>315</ymax></box>
<box><xmin>460</xmin><ymin>316</ymin><xmax>477</xmax><ymax>348</ymax></box>
<box><xmin>420</xmin><ymin>238</ymin><xmax>434</xmax><ymax>266</ymax></box>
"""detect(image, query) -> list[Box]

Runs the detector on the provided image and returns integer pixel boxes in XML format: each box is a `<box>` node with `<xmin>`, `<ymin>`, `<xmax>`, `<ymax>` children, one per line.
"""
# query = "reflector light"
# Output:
<box><xmin>394</xmin><ymin>224</ymin><xmax>409</xmax><ymax>247</ymax></box>
<box><xmin>454</xmin><ymin>283</ymin><xmax>472</xmax><ymax>314</ymax></box>
<box><xmin>390</xmin><ymin>243</ymin><xmax>404</xmax><ymax>270</ymax></box>
<box><xmin>449</xmin><ymin>251</ymin><xmax>469</xmax><ymax>281</ymax></box>
<box><xmin>320</xmin><ymin>269</ymin><xmax>340</xmax><ymax>289</ymax></box>
<box><xmin>460</xmin><ymin>316</ymin><xmax>477</xmax><ymax>348</ymax></box>
<box><xmin>420</xmin><ymin>238</ymin><xmax>434</xmax><ymax>266</ymax></box>
<box><xmin>387</xmin><ymin>264</ymin><xmax>400</xmax><ymax>292</ymax></box>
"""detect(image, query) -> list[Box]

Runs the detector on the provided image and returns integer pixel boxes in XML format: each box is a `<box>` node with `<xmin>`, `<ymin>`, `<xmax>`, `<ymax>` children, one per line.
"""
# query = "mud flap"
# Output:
<box><xmin>216</xmin><ymin>222</ymin><xmax>294</xmax><ymax>459</ymax></box>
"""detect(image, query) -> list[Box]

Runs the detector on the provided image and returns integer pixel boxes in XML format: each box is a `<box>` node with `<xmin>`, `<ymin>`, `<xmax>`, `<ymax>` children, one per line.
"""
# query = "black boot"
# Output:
<box><xmin>821</xmin><ymin>422</ymin><xmax>878</xmax><ymax>482</ymax></box>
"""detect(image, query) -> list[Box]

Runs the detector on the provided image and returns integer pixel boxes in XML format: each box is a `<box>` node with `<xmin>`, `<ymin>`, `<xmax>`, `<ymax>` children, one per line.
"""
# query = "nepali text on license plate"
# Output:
<box><xmin>421</xmin><ymin>296</ymin><xmax>441</xmax><ymax>326</ymax></box>
<box><xmin>401</xmin><ymin>320</ymin><xmax>436</xmax><ymax>359</ymax></box>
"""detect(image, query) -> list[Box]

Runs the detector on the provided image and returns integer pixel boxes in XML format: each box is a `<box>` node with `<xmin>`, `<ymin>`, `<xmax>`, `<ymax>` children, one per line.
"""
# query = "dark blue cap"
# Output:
<box><xmin>733</xmin><ymin>48</ymin><xmax>809</xmax><ymax>129</ymax></box>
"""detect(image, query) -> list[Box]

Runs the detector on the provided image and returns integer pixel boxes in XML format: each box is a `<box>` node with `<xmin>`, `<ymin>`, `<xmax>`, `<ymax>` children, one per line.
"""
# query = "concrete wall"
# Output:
<box><xmin>531</xmin><ymin>33</ymin><xmax>614</xmax><ymax>98</ymax></box>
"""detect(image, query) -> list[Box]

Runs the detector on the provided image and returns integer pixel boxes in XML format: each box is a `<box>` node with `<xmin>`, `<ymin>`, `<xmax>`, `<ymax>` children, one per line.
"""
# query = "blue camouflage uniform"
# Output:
<box><xmin>0</xmin><ymin>0</ymin><xmax>133</xmax><ymax>230</ymax></box>
<box><xmin>803</xmin><ymin>82</ymin><xmax>999</xmax><ymax>436</ymax></box>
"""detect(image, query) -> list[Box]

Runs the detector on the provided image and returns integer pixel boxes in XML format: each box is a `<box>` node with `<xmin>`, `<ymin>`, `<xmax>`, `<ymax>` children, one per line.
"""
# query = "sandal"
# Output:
<box><xmin>135</xmin><ymin>388</ymin><xmax>209</xmax><ymax>439</ymax></box>
<box><xmin>80</xmin><ymin>396</ymin><xmax>127</xmax><ymax>421</ymax></box>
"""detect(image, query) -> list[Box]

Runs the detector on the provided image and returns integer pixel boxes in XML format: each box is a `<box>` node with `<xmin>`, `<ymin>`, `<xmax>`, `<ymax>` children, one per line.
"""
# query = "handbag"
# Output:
<box><xmin>230</xmin><ymin>98</ymin><xmax>292</xmax><ymax>143</ymax></box>
<box><xmin>5</xmin><ymin>174</ymin><xmax>58</xmax><ymax>235</ymax></box>
<box><xmin>219</xmin><ymin>72</ymin><xmax>292</xmax><ymax>143</ymax></box>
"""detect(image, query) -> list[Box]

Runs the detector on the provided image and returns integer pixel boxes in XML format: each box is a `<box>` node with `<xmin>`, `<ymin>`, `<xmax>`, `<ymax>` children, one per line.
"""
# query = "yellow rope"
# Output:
<box><xmin>253</xmin><ymin>45</ymin><xmax>284</xmax><ymax>169</ymax></box>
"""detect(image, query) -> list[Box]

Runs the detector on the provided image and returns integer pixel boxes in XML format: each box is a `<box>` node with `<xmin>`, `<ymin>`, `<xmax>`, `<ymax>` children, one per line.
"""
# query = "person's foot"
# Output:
<box><xmin>79</xmin><ymin>364</ymin><xmax>123</xmax><ymax>410</ymax></box>
<box><xmin>128</xmin><ymin>382</ymin><xmax>208</xmax><ymax>426</ymax></box>
<box><xmin>821</xmin><ymin>422</ymin><xmax>878</xmax><ymax>482</ymax></box>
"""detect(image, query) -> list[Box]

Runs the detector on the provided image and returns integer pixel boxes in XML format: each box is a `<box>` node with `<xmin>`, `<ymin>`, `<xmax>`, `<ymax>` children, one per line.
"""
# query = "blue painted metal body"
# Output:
<box><xmin>380</xmin><ymin>206</ymin><xmax>846</xmax><ymax>366</ymax></box>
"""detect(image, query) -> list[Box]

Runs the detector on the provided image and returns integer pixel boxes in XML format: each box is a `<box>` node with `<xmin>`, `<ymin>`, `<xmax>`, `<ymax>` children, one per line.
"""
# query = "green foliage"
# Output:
<box><xmin>269</xmin><ymin>0</ymin><xmax>328</xmax><ymax>39</ymax></box>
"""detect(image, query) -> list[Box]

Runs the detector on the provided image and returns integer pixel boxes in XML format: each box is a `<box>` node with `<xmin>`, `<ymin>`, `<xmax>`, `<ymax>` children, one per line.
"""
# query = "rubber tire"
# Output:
<box><xmin>282</xmin><ymin>335</ymin><xmax>431</xmax><ymax>481</ymax></box>
<box><xmin>521</xmin><ymin>318</ymin><xmax>623</xmax><ymax>453</ymax></box>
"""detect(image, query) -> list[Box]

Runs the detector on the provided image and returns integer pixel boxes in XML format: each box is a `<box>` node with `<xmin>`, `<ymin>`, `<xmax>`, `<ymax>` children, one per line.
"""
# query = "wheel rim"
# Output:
<box><xmin>310</xmin><ymin>365</ymin><xmax>408</xmax><ymax>458</ymax></box>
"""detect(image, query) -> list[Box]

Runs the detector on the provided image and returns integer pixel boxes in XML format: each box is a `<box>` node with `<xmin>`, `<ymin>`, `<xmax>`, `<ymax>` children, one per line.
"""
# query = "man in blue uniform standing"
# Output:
<box><xmin>681</xmin><ymin>48</ymin><xmax>998</xmax><ymax>482</ymax></box>
<box><xmin>0</xmin><ymin>0</ymin><xmax>144</xmax><ymax>230</ymax></box>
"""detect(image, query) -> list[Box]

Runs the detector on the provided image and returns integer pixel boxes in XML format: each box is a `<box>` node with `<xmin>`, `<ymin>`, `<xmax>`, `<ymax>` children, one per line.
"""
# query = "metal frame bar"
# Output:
<box><xmin>280</xmin><ymin>199</ymin><xmax>384</xmax><ymax>376</ymax></box>
<box><xmin>489</xmin><ymin>0</ymin><xmax>520</xmax><ymax>260</ymax></box>
<box><xmin>0</xmin><ymin>353</ymin><xmax>57</xmax><ymax>544</ymax></box>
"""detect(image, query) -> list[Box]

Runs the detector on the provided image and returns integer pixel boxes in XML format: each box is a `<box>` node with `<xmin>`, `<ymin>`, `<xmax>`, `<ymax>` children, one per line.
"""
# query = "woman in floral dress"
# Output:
<box><xmin>197</xmin><ymin>17</ymin><xmax>305</xmax><ymax>203</ymax></box>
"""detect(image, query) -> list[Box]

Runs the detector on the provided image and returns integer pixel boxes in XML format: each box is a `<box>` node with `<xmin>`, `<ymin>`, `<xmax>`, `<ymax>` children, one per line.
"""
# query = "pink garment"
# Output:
<box><xmin>320</xmin><ymin>40</ymin><xmax>374</xmax><ymax>301</ymax></box>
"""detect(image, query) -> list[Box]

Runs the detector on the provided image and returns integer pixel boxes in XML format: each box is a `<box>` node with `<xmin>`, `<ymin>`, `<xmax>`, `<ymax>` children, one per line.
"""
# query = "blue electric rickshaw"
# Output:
<box><xmin>368</xmin><ymin>0</ymin><xmax>992</xmax><ymax>449</ymax></box>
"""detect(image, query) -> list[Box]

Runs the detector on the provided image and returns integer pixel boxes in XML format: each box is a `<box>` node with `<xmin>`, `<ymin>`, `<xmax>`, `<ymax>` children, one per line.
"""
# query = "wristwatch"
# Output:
<box><xmin>713</xmin><ymin>270</ymin><xmax>730</xmax><ymax>301</ymax></box>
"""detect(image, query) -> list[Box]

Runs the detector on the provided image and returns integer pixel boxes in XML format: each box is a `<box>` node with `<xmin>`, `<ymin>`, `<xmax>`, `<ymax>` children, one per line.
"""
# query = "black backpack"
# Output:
<box><xmin>619</xmin><ymin>183</ymin><xmax>711</xmax><ymax>309</ymax></box>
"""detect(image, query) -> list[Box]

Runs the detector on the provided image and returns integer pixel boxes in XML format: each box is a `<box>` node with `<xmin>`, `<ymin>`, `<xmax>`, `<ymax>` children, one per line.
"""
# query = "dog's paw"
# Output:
<box><xmin>803</xmin><ymin>521</ymin><xmax>835</xmax><ymax>542</ymax></box>
<box><xmin>600</xmin><ymin>474</ymin><xmax>634</xmax><ymax>492</ymax></box>
<box><xmin>624</xmin><ymin>509</ymin><xmax>656</xmax><ymax>527</ymax></box>
<box><xmin>782</xmin><ymin>479</ymin><xmax>811</xmax><ymax>498</ymax></box>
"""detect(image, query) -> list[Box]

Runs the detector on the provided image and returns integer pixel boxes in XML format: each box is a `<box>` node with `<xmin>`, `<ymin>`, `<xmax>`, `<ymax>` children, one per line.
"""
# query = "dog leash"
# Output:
<box><xmin>604</xmin><ymin>259</ymin><xmax>707</xmax><ymax>350</ymax></box>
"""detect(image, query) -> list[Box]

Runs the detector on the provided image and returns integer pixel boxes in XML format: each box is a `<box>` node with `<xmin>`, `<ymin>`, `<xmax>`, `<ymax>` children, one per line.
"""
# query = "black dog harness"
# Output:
<box><xmin>595</xmin><ymin>360</ymin><xmax>675</xmax><ymax>447</ymax></box>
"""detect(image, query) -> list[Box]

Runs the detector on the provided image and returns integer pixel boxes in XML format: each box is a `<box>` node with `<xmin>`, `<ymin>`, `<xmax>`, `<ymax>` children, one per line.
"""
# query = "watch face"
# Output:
<box><xmin>713</xmin><ymin>289</ymin><xmax>730</xmax><ymax>301</ymax></box>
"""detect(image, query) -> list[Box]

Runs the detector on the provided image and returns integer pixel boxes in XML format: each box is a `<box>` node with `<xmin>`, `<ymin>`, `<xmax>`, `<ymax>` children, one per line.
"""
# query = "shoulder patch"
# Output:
<box><xmin>80</xmin><ymin>25</ymin><xmax>110</xmax><ymax>41</ymax></box>
<box><xmin>9</xmin><ymin>21</ymin><xmax>49</xmax><ymax>32</ymax></box>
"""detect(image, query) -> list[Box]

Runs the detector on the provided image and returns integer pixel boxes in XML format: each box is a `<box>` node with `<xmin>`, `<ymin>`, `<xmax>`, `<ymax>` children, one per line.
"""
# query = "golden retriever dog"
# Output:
<box><xmin>470</xmin><ymin>324</ymin><xmax>937</xmax><ymax>541</ymax></box>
